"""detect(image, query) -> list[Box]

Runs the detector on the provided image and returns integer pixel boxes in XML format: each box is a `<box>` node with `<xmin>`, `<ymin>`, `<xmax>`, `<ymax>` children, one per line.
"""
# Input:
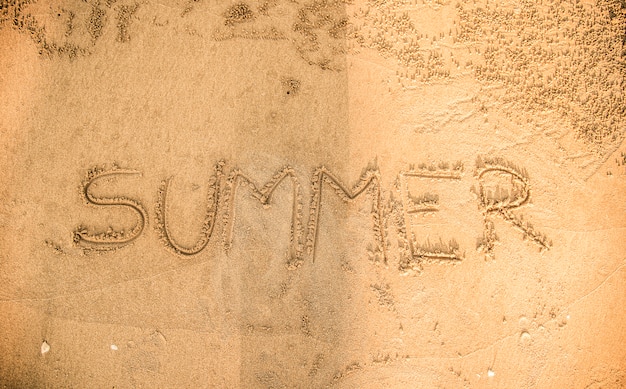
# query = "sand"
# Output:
<box><xmin>0</xmin><ymin>0</ymin><xmax>625</xmax><ymax>387</ymax></box>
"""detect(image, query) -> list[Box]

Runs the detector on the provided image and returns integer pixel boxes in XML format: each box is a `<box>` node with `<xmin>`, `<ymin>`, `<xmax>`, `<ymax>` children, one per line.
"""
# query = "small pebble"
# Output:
<box><xmin>41</xmin><ymin>341</ymin><xmax>50</xmax><ymax>355</ymax></box>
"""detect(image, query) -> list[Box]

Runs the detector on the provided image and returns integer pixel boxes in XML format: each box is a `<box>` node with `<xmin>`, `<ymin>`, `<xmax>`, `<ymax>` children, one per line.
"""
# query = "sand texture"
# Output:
<box><xmin>0</xmin><ymin>0</ymin><xmax>625</xmax><ymax>387</ymax></box>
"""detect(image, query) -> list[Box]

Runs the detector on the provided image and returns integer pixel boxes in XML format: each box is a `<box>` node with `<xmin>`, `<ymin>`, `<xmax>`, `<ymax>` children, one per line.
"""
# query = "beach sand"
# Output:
<box><xmin>0</xmin><ymin>0</ymin><xmax>625</xmax><ymax>387</ymax></box>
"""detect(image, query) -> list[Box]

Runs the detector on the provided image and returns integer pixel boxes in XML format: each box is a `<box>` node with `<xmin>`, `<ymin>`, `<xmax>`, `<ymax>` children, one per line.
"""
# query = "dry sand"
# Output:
<box><xmin>0</xmin><ymin>0</ymin><xmax>625</xmax><ymax>387</ymax></box>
